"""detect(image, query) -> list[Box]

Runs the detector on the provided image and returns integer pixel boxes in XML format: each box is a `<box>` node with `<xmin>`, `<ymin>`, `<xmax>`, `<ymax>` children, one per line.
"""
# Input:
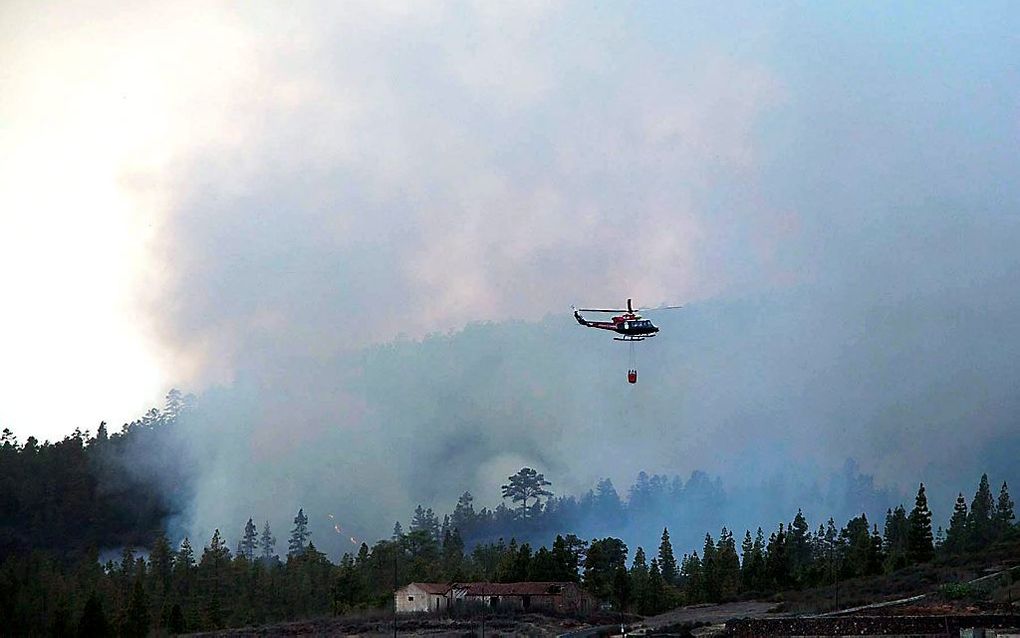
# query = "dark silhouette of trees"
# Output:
<box><xmin>882</xmin><ymin>506</ymin><xmax>909</xmax><ymax>571</ymax></box>
<box><xmin>996</xmin><ymin>481</ymin><xmax>1015</xmax><ymax>535</ymax></box>
<box><xmin>76</xmin><ymin>592</ymin><xmax>110</xmax><ymax>638</ymax></box>
<box><xmin>945</xmin><ymin>493</ymin><xmax>969</xmax><ymax>554</ymax></box>
<box><xmin>969</xmin><ymin>473</ymin><xmax>996</xmax><ymax>551</ymax></box>
<box><xmin>288</xmin><ymin>509</ymin><xmax>310</xmax><ymax>558</ymax></box>
<box><xmin>260</xmin><ymin>521</ymin><xmax>277</xmax><ymax>561</ymax></box>
<box><xmin>451</xmin><ymin>492</ymin><xmax>476</xmax><ymax>534</ymax></box>
<box><xmin>550</xmin><ymin>533</ymin><xmax>585</xmax><ymax>582</ymax></box>
<box><xmin>410</xmin><ymin>505</ymin><xmax>441</xmax><ymax>540</ymax></box>
<box><xmin>501</xmin><ymin>467</ymin><xmax>553</xmax><ymax>520</ymax></box>
<box><xmin>657</xmin><ymin>527</ymin><xmax>678</xmax><ymax>585</ymax></box>
<box><xmin>240</xmin><ymin>518</ymin><xmax>258</xmax><ymax>561</ymax></box>
<box><xmin>583</xmin><ymin>537</ymin><xmax>628</xmax><ymax>606</ymax></box>
<box><xmin>740</xmin><ymin>529</ymin><xmax>764</xmax><ymax>592</ymax></box>
<box><xmin>1</xmin><ymin>405</ymin><xmax>1017</xmax><ymax>636</ymax></box>
<box><xmin>123</xmin><ymin>578</ymin><xmax>150</xmax><ymax>637</ymax></box>
<box><xmin>907</xmin><ymin>483</ymin><xmax>934</xmax><ymax>564</ymax></box>
<box><xmin>0</xmin><ymin>392</ymin><xmax>192</xmax><ymax>562</ymax></box>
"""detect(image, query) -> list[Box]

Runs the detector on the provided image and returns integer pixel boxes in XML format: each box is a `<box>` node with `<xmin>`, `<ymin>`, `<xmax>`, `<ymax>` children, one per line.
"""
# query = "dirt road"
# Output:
<box><xmin>632</xmin><ymin>600</ymin><xmax>779</xmax><ymax>633</ymax></box>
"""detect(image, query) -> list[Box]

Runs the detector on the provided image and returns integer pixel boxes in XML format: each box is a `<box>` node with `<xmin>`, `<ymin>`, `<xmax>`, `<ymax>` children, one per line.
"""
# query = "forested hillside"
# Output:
<box><xmin>0</xmin><ymin>391</ymin><xmax>193</xmax><ymax>561</ymax></box>
<box><xmin>0</xmin><ymin>398</ymin><xmax>1015</xmax><ymax>634</ymax></box>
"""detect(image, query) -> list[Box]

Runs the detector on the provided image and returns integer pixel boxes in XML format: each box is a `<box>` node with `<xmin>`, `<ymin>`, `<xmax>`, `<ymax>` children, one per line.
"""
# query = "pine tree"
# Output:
<box><xmin>551</xmin><ymin>534</ymin><xmax>584</xmax><ymax>582</ymax></box>
<box><xmin>167</xmin><ymin>604</ymin><xmax>186</xmax><ymax>634</ymax></box>
<box><xmin>501</xmin><ymin>467</ymin><xmax>553</xmax><ymax>520</ymax></box>
<box><xmin>907</xmin><ymin>483</ymin><xmax>934</xmax><ymax>564</ymax></box>
<box><xmin>240</xmin><ymin>517</ymin><xmax>258</xmax><ymax>561</ymax></box>
<box><xmin>122</xmin><ymin>578</ymin><xmax>150</xmax><ymax>638</ymax></box>
<box><xmin>441</xmin><ymin>514</ymin><xmax>451</xmax><ymax>541</ymax></box>
<box><xmin>392</xmin><ymin>521</ymin><xmax>403</xmax><ymax>540</ymax></box>
<box><xmin>149</xmin><ymin>531</ymin><xmax>173</xmax><ymax>598</ymax></box>
<box><xmin>119</xmin><ymin>546</ymin><xmax>137</xmax><ymax>591</ymax></box>
<box><xmin>788</xmin><ymin>509</ymin><xmax>811</xmax><ymax>582</ymax></box>
<box><xmin>645</xmin><ymin>558</ymin><xmax>666</xmax><ymax>614</ymax></box>
<box><xmin>201</xmin><ymin>529</ymin><xmax>231</xmax><ymax>628</ymax></box>
<box><xmin>94</xmin><ymin>422</ymin><xmax>109</xmax><ymax>445</ymax></box>
<box><xmin>702</xmin><ymin>532</ymin><xmax>719</xmax><ymax>601</ymax></box>
<box><xmin>883</xmin><ymin>506</ymin><xmax>909</xmax><ymax>571</ymax></box>
<box><xmin>740</xmin><ymin>530</ymin><xmax>755</xmax><ymax>591</ymax></box>
<box><xmin>631</xmin><ymin>547</ymin><xmax>650</xmax><ymax>614</ymax></box>
<box><xmin>410</xmin><ymin>505</ymin><xmax>434</xmax><ymax>537</ymax></box>
<box><xmin>76</xmin><ymin>592</ymin><xmax>110</xmax><ymax>638</ymax></box>
<box><xmin>530</xmin><ymin>546</ymin><xmax>557</xmax><ymax>581</ymax></box>
<box><xmin>658</xmin><ymin>527</ymin><xmax>679</xmax><ymax>586</ymax></box>
<box><xmin>445</xmin><ymin>528</ymin><xmax>466</xmax><ymax>578</ymax></box>
<box><xmin>260</xmin><ymin>521</ymin><xmax>276</xmax><ymax>561</ymax></box>
<box><xmin>740</xmin><ymin>529</ymin><xmax>767</xmax><ymax>592</ymax></box>
<box><xmin>764</xmin><ymin>524</ymin><xmax>790</xmax><ymax>591</ymax></box>
<box><xmin>173</xmin><ymin>537</ymin><xmax>196</xmax><ymax>603</ymax></box>
<box><xmin>944</xmin><ymin>493</ymin><xmax>969</xmax><ymax>555</ymax></box>
<box><xmin>515</xmin><ymin>543</ymin><xmax>534</xmax><ymax>581</ymax></box>
<box><xmin>288</xmin><ymin>508</ymin><xmax>310</xmax><ymax>557</ymax></box>
<box><xmin>583</xmin><ymin>537</ymin><xmax>629</xmax><ymax>605</ymax></box>
<box><xmin>496</xmin><ymin>538</ymin><xmax>520</xmax><ymax>583</ymax></box>
<box><xmin>681</xmin><ymin>552</ymin><xmax>704</xmax><ymax>603</ymax></box>
<box><xmin>995</xmin><ymin>481</ymin><xmax>1015</xmax><ymax>536</ymax></box>
<box><xmin>840</xmin><ymin>514</ymin><xmax>873</xmax><ymax>578</ymax></box>
<box><xmin>419</xmin><ymin>507</ymin><xmax>441</xmax><ymax>541</ymax></box>
<box><xmin>868</xmin><ymin>524</ymin><xmax>885</xmax><ymax>576</ymax></box>
<box><xmin>451</xmin><ymin>492</ymin><xmax>477</xmax><ymax>534</ymax></box>
<box><xmin>969</xmin><ymin>473</ymin><xmax>996</xmax><ymax>550</ymax></box>
<box><xmin>716</xmin><ymin>528</ymin><xmax>741</xmax><ymax>599</ymax></box>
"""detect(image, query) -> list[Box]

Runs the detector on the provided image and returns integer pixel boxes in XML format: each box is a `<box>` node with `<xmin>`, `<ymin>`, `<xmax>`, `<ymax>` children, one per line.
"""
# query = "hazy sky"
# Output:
<box><xmin>2</xmin><ymin>2</ymin><xmax>1018</xmax><ymax>545</ymax></box>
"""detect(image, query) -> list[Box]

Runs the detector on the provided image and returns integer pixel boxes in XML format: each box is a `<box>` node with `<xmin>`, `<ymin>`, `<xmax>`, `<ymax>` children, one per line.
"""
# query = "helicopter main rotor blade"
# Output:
<box><xmin>576</xmin><ymin>308</ymin><xmax>628</xmax><ymax>313</ymax></box>
<box><xmin>635</xmin><ymin>305</ymin><xmax>684</xmax><ymax>312</ymax></box>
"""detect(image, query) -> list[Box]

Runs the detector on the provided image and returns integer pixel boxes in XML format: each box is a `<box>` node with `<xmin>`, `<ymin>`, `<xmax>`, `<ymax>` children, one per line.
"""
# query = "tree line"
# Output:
<box><xmin>0</xmin><ymin>391</ymin><xmax>192</xmax><ymax>561</ymax></box>
<box><xmin>0</xmin><ymin>457</ymin><xmax>1014</xmax><ymax>634</ymax></box>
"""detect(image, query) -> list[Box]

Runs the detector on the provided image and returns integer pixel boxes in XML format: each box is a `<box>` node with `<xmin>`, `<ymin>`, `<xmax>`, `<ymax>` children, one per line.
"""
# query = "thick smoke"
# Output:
<box><xmin>130</xmin><ymin>4</ymin><xmax>1019</xmax><ymax>555</ymax></box>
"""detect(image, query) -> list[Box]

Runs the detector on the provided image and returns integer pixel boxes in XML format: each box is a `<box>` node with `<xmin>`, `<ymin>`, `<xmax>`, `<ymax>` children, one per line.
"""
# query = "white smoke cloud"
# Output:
<box><xmin>5</xmin><ymin>2</ymin><xmax>1019</xmax><ymax>552</ymax></box>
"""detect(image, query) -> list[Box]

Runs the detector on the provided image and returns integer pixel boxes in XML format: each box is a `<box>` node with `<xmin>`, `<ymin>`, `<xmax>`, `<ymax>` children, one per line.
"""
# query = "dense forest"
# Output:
<box><xmin>0</xmin><ymin>396</ymin><xmax>1016</xmax><ymax>634</ymax></box>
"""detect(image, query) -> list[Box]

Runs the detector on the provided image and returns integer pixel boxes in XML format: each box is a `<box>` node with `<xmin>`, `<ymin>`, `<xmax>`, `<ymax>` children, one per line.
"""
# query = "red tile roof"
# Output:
<box><xmin>452</xmin><ymin>582</ymin><xmax>576</xmax><ymax>596</ymax></box>
<box><xmin>402</xmin><ymin>581</ymin><xmax>586</xmax><ymax>597</ymax></box>
<box><xmin>407</xmin><ymin>582</ymin><xmax>451</xmax><ymax>594</ymax></box>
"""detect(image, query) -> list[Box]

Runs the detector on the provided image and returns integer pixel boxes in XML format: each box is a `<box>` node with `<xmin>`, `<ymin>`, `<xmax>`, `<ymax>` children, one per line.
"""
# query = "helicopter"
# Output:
<box><xmin>571</xmin><ymin>298</ymin><xmax>682</xmax><ymax>341</ymax></box>
<box><xmin>571</xmin><ymin>298</ymin><xmax>682</xmax><ymax>383</ymax></box>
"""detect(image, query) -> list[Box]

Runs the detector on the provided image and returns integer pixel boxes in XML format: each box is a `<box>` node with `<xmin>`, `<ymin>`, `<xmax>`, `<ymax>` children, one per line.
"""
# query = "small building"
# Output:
<box><xmin>395</xmin><ymin>581</ymin><xmax>595</xmax><ymax>615</ymax></box>
<box><xmin>454</xmin><ymin>582</ymin><xmax>595</xmax><ymax>615</ymax></box>
<box><xmin>394</xmin><ymin>583</ymin><xmax>451</xmax><ymax>613</ymax></box>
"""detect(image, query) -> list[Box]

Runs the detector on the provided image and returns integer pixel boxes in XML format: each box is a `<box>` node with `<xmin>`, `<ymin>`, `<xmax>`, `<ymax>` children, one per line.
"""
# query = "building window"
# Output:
<box><xmin>407</xmin><ymin>596</ymin><xmax>414</xmax><ymax>601</ymax></box>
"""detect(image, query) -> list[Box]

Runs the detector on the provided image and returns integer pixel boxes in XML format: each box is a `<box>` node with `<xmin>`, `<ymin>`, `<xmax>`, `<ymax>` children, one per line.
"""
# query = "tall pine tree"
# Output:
<box><xmin>240</xmin><ymin>517</ymin><xmax>258</xmax><ymax>561</ymax></box>
<box><xmin>968</xmin><ymin>473</ymin><xmax>996</xmax><ymax>550</ymax></box>
<box><xmin>995</xmin><ymin>481</ymin><xmax>1015</xmax><ymax>537</ymax></box>
<box><xmin>883</xmin><ymin>506</ymin><xmax>909</xmax><ymax>571</ymax></box>
<box><xmin>906</xmin><ymin>483</ymin><xmax>934</xmax><ymax>564</ymax></box>
<box><xmin>288</xmin><ymin>508</ymin><xmax>310</xmax><ymax>558</ymax></box>
<box><xmin>944</xmin><ymin>493</ymin><xmax>969</xmax><ymax>554</ymax></box>
<box><xmin>260</xmin><ymin>521</ymin><xmax>276</xmax><ymax>561</ymax></box>
<box><xmin>788</xmin><ymin>509</ymin><xmax>812</xmax><ymax>583</ymax></box>
<box><xmin>630</xmin><ymin>547</ymin><xmax>650</xmax><ymax>614</ymax></box>
<box><xmin>658</xmin><ymin>527</ymin><xmax>679</xmax><ymax>586</ymax></box>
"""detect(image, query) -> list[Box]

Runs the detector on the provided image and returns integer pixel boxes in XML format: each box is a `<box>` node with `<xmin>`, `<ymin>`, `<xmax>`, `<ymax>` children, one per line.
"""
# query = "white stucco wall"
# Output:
<box><xmin>395</xmin><ymin>584</ymin><xmax>448</xmax><ymax>613</ymax></box>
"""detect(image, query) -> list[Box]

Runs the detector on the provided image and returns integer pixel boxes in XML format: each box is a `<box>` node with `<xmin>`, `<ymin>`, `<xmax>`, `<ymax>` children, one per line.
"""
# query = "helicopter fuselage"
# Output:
<box><xmin>573</xmin><ymin>310</ymin><xmax>659</xmax><ymax>340</ymax></box>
